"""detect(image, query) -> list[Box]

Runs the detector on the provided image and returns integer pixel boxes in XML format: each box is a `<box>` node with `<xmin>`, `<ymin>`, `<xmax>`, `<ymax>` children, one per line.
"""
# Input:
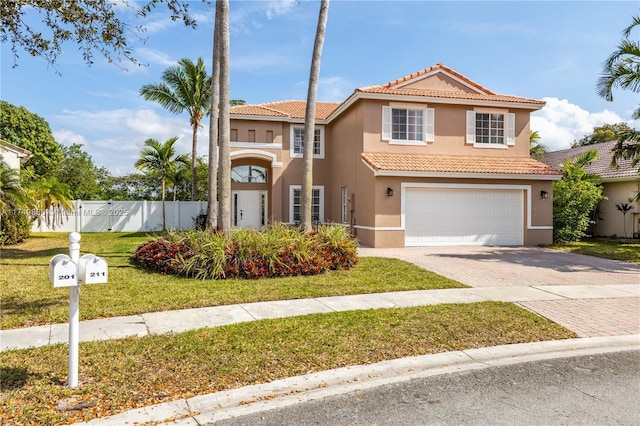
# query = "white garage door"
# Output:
<box><xmin>405</xmin><ymin>187</ymin><xmax>524</xmax><ymax>246</ymax></box>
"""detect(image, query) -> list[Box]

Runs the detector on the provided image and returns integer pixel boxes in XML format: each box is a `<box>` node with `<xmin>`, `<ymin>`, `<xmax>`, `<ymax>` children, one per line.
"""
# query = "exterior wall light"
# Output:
<box><xmin>540</xmin><ymin>190</ymin><xmax>549</xmax><ymax>199</ymax></box>
<box><xmin>387</xmin><ymin>187</ymin><xmax>394</xmax><ymax>197</ymax></box>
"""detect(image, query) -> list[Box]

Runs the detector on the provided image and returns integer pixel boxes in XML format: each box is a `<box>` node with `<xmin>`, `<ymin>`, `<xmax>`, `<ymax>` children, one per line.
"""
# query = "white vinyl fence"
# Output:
<box><xmin>32</xmin><ymin>200</ymin><xmax>208</xmax><ymax>233</ymax></box>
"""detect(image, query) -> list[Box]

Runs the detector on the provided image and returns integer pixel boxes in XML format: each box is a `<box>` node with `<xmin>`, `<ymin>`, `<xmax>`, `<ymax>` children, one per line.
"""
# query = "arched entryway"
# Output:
<box><xmin>230</xmin><ymin>158</ymin><xmax>270</xmax><ymax>228</ymax></box>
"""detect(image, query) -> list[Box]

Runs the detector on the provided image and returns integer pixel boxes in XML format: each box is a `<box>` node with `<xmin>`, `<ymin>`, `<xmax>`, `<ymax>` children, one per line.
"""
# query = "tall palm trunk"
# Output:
<box><xmin>161</xmin><ymin>177</ymin><xmax>167</xmax><ymax>231</ymax></box>
<box><xmin>191</xmin><ymin>122</ymin><xmax>199</xmax><ymax>200</ymax></box>
<box><xmin>206</xmin><ymin>2</ymin><xmax>221</xmax><ymax>230</ymax></box>
<box><xmin>301</xmin><ymin>0</ymin><xmax>330</xmax><ymax>231</ymax></box>
<box><xmin>217</xmin><ymin>0</ymin><xmax>231</xmax><ymax>232</ymax></box>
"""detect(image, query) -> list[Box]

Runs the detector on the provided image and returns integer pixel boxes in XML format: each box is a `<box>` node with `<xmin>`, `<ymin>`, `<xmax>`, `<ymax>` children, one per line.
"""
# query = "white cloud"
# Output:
<box><xmin>318</xmin><ymin>76</ymin><xmax>353</xmax><ymax>102</ymax></box>
<box><xmin>51</xmin><ymin>108</ymin><xmax>206</xmax><ymax>175</ymax></box>
<box><xmin>530</xmin><ymin>97</ymin><xmax>628</xmax><ymax>151</ymax></box>
<box><xmin>264</xmin><ymin>0</ymin><xmax>297</xmax><ymax>19</ymax></box>
<box><xmin>53</xmin><ymin>129</ymin><xmax>89</xmax><ymax>146</ymax></box>
<box><xmin>135</xmin><ymin>47</ymin><xmax>176</xmax><ymax>67</ymax></box>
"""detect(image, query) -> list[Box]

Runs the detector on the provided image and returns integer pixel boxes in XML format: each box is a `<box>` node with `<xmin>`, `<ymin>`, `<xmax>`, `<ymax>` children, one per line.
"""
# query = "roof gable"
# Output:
<box><xmin>384</xmin><ymin>63</ymin><xmax>494</xmax><ymax>95</ymax></box>
<box><xmin>541</xmin><ymin>141</ymin><xmax>639</xmax><ymax>180</ymax></box>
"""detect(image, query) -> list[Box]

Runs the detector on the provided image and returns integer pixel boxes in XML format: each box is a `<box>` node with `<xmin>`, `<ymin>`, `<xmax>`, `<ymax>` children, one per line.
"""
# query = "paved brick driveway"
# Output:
<box><xmin>359</xmin><ymin>246</ymin><xmax>640</xmax><ymax>337</ymax></box>
<box><xmin>359</xmin><ymin>246</ymin><xmax>640</xmax><ymax>287</ymax></box>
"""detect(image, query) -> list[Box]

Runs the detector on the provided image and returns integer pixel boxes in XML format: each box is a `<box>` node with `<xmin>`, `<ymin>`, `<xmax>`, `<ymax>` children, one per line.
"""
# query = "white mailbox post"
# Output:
<box><xmin>48</xmin><ymin>233</ymin><xmax>108</xmax><ymax>388</ymax></box>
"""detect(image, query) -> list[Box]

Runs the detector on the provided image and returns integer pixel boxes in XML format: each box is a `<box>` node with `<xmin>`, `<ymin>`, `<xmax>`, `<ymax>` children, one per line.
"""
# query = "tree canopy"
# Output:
<box><xmin>0</xmin><ymin>100</ymin><xmax>63</xmax><ymax>179</ymax></box>
<box><xmin>597</xmin><ymin>15</ymin><xmax>640</xmax><ymax>176</ymax></box>
<box><xmin>1</xmin><ymin>0</ymin><xmax>204</xmax><ymax>67</ymax></box>
<box><xmin>55</xmin><ymin>143</ymin><xmax>110</xmax><ymax>200</ymax></box>
<box><xmin>572</xmin><ymin>123</ymin><xmax>634</xmax><ymax>147</ymax></box>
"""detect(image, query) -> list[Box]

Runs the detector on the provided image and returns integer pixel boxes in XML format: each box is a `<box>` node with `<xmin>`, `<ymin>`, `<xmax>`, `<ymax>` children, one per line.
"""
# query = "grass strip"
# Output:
<box><xmin>549</xmin><ymin>238</ymin><xmax>640</xmax><ymax>264</ymax></box>
<box><xmin>1</xmin><ymin>233</ymin><xmax>463</xmax><ymax>329</ymax></box>
<box><xmin>0</xmin><ymin>301</ymin><xmax>576</xmax><ymax>425</ymax></box>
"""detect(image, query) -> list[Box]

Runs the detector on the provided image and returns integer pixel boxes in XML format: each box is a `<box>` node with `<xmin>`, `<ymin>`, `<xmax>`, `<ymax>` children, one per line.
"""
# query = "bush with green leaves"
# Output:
<box><xmin>553</xmin><ymin>150</ymin><xmax>605</xmax><ymax>242</ymax></box>
<box><xmin>133</xmin><ymin>223</ymin><xmax>359</xmax><ymax>279</ymax></box>
<box><xmin>0</xmin><ymin>208</ymin><xmax>31</xmax><ymax>245</ymax></box>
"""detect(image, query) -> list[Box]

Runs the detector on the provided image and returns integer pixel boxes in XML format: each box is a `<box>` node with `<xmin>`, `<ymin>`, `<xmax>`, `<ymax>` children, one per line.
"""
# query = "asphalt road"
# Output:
<box><xmin>212</xmin><ymin>350</ymin><xmax>640</xmax><ymax>425</ymax></box>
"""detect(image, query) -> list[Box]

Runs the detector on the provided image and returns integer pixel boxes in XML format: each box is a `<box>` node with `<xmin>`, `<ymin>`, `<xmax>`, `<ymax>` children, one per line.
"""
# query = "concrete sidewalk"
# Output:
<box><xmin>2</xmin><ymin>284</ymin><xmax>639</xmax><ymax>351</ymax></box>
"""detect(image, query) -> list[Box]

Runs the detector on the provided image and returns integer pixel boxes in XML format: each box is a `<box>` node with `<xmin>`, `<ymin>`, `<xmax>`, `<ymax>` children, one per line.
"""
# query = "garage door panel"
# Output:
<box><xmin>405</xmin><ymin>188</ymin><xmax>523</xmax><ymax>246</ymax></box>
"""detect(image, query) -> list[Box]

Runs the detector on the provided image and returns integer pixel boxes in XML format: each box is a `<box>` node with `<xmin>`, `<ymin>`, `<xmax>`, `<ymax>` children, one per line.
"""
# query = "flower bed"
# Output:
<box><xmin>133</xmin><ymin>223</ymin><xmax>358</xmax><ymax>279</ymax></box>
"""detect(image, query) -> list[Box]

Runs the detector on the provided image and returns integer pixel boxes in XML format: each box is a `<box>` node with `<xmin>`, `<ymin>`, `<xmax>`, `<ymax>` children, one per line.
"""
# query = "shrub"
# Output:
<box><xmin>132</xmin><ymin>223</ymin><xmax>359</xmax><ymax>279</ymax></box>
<box><xmin>133</xmin><ymin>238</ymin><xmax>193</xmax><ymax>275</ymax></box>
<box><xmin>0</xmin><ymin>209</ymin><xmax>32</xmax><ymax>245</ymax></box>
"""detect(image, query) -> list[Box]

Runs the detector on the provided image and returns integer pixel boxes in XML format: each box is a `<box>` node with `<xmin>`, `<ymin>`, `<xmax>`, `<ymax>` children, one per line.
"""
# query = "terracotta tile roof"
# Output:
<box><xmin>357</xmin><ymin>86</ymin><xmax>545</xmax><ymax>106</ymax></box>
<box><xmin>362</xmin><ymin>152</ymin><xmax>563</xmax><ymax>177</ymax></box>
<box><xmin>230</xmin><ymin>100</ymin><xmax>340</xmax><ymax>120</ymax></box>
<box><xmin>383</xmin><ymin>63</ymin><xmax>496</xmax><ymax>95</ymax></box>
<box><xmin>542</xmin><ymin>140</ymin><xmax>639</xmax><ymax>180</ymax></box>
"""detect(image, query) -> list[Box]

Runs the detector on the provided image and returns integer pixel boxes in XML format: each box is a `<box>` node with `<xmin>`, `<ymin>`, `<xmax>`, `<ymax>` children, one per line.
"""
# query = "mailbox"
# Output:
<box><xmin>78</xmin><ymin>254</ymin><xmax>108</xmax><ymax>284</ymax></box>
<box><xmin>49</xmin><ymin>254</ymin><xmax>78</xmax><ymax>288</ymax></box>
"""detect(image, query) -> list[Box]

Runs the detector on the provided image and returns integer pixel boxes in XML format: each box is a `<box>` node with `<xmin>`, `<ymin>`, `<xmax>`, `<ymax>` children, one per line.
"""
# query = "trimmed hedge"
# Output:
<box><xmin>133</xmin><ymin>223</ymin><xmax>358</xmax><ymax>279</ymax></box>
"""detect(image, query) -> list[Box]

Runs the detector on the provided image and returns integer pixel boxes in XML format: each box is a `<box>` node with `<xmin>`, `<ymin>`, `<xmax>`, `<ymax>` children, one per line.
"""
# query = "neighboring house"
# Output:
<box><xmin>0</xmin><ymin>140</ymin><xmax>32</xmax><ymax>172</ymax></box>
<box><xmin>228</xmin><ymin>63</ymin><xmax>562</xmax><ymax>247</ymax></box>
<box><xmin>542</xmin><ymin>141</ymin><xmax>640</xmax><ymax>238</ymax></box>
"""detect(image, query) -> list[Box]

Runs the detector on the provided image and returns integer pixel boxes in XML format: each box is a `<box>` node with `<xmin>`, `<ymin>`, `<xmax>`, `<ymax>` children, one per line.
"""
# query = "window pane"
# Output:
<box><xmin>475</xmin><ymin>113</ymin><xmax>504</xmax><ymax>144</ymax></box>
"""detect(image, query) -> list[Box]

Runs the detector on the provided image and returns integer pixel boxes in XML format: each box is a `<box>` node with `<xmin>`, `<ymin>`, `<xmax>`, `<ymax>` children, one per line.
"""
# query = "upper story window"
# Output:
<box><xmin>466</xmin><ymin>110</ymin><xmax>515</xmax><ymax>148</ymax></box>
<box><xmin>382</xmin><ymin>105</ymin><xmax>434</xmax><ymax>145</ymax></box>
<box><xmin>291</xmin><ymin>126</ymin><xmax>324</xmax><ymax>158</ymax></box>
<box><xmin>231</xmin><ymin>165</ymin><xmax>267</xmax><ymax>183</ymax></box>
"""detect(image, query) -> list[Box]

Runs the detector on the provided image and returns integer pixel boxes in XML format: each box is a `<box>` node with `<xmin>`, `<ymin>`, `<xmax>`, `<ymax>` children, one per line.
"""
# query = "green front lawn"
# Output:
<box><xmin>549</xmin><ymin>238</ymin><xmax>640</xmax><ymax>264</ymax></box>
<box><xmin>0</xmin><ymin>232</ymin><xmax>464</xmax><ymax>329</ymax></box>
<box><xmin>0</xmin><ymin>301</ymin><xmax>576</xmax><ymax>425</ymax></box>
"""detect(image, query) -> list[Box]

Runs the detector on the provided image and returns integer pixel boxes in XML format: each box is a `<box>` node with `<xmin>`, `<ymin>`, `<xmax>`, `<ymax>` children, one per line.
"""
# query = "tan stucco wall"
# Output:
<box><xmin>595</xmin><ymin>180</ymin><xmax>640</xmax><ymax>238</ymax></box>
<box><xmin>360</xmin><ymin>100</ymin><xmax>532</xmax><ymax>158</ymax></box>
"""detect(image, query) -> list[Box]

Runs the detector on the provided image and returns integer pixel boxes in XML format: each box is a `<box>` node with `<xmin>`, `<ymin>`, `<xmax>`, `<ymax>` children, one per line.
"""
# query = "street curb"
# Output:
<box><xmin>76</xmin><ymin>334</ymin><xmax>640</xmax><ymax>425</ymax></box>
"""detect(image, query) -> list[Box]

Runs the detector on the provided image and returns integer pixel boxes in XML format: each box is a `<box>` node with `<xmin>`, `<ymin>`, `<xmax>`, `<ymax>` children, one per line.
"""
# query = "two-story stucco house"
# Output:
<box><xmin>228</xmin><ymin>63</ymin><xmax>562</xmax><ymax>248</ymax></box>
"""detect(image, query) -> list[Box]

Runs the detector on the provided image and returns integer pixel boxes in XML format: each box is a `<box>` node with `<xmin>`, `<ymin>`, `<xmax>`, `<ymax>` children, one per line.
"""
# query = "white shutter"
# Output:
<box><xmin>382</xmin><ymin>106</ymin><xmax>391</xmax><ymax>141</ymax></box>
<box><xmin>506</xmin><ymin>113</ymin><xmax>515</xmax><ymax>146</ymax></box>
<box><xmin>425</xmin><ymin>108</ymin><xmax>435</xmax><ymax>142</ymax></box>
<box><xmin>466</xmin><ymin>111</ymin><xmax>476</xmax><ymax>144</ymax></box>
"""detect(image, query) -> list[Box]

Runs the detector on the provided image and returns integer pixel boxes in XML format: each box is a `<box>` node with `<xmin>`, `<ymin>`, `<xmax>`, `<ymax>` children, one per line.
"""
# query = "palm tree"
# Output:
<box><xmin>615</xmin><ymin>202</ymin><xmax>635</xmax><ymax>238</ymax></box>
<box><xmin>140</xmin><ymin>58</ymin><xmax>211</xmax><ymax>201</ymax></box>
<box><xmin>597</xmin><ymin>15</ymin><xmax>640</xmax><ymax>119</ymax></box>
<box><xmin>301</xmin><ymin>0</ymin><xmax>330</xmax><ymax>231</ymax></box>
<box><xmin>529</xmin><ymin>130</ymin><xmax>547</xmax><ymax>159</ymax></box>
<box><xmin>216</xmin><ymin>0</ymin><xmax>231</xmax><ymax>233</ymax></box>
<box><xmin>30</xmin><ymin>176</ymin><xmax>74</xmax><ymax>229</ymax></box>
<box><xmin>135</xmin><ymin>137</ymin><xmax>187</xmax><ymax>231</ymax></box>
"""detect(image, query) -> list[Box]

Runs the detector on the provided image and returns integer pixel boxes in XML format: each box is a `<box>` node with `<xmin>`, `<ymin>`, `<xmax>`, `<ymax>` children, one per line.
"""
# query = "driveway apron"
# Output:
<box><xmin>359</xmin><ymin>246</ymin><xmax>640</xmax><ymax>337</ymax></box>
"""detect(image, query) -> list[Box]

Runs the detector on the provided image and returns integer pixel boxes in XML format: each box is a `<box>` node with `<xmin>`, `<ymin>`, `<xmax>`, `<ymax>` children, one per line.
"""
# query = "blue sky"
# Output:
<box><xmin>1</xmin><ymin>0</ymin><xmax>639</xmax><ymax>176</ymax></box>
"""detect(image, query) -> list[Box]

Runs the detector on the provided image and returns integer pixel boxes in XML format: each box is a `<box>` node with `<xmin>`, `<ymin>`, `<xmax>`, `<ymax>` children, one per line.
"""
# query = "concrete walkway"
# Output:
<box><xmin>2</xmin><ymin>283</ymin><xmax>639</xmax><ymax>351</ymax></box>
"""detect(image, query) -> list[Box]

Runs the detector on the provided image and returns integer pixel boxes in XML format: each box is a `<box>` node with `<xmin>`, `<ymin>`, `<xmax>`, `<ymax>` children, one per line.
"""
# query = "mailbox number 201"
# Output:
<box><xmin>59</xmin><ymin>274</ymin><xmax>75</xmax><ymax>280</ymax></box>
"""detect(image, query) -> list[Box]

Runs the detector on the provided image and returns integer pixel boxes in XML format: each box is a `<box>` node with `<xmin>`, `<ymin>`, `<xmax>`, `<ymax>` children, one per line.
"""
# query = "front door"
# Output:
<box><xmin>232</xmin><ymin>190</ymin><xmax>266</xmax><ymax>228</ymax></box>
